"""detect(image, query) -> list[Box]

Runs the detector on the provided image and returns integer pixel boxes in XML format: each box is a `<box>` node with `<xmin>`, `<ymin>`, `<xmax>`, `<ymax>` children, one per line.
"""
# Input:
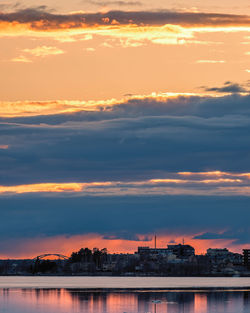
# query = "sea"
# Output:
<box><xmin>0</xmin><ymin>277</ymin><xmax>250</xmax><ymax>313</ymax></box>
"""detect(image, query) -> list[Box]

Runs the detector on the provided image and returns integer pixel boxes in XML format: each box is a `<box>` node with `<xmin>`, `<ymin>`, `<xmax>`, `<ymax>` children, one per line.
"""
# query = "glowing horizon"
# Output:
<box><xmin>0</xmin><ymin>232</ymin><xmax>243</xmax><ymax>260</ymax></box>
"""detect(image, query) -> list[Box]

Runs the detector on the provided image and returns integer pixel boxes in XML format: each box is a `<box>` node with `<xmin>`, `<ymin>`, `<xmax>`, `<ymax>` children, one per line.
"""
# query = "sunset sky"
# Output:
<box><xmin>0</xmin><ymin>0</ymin><xmax>250</xmax><ymax>258</ymax></box>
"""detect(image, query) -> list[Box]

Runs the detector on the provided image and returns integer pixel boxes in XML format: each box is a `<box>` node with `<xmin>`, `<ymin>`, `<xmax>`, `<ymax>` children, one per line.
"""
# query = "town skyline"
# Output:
<box><xmin>1</xmin><ymin>242</ymin><xmax>249</xmax><ymax>277</ymax></box>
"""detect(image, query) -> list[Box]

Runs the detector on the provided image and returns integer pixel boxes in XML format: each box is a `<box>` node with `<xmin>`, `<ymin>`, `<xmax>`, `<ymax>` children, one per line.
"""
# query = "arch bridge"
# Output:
<box><xmin>33</xmin><ymin>254</ymin><xmax>69</xmax><ymax>261</ymax></box>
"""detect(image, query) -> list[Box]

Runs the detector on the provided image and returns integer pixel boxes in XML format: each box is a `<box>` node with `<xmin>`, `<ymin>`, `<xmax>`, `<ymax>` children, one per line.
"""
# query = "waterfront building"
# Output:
<box><xmin>206</xmin><ymin>248</ymin><xmax>242</xmax><ymax>265</ymax></box>
<box><xmin>166</xmin><ymin>244</ymin><xmax>195</xmax><ymax>258</ymax></box>
<box><xmin>137</xmin><ymin>246</ymin><xmax>171</xmax><ymax>256</ymax></box>
<box><xmin>243</xmin><ymin>249</ymin><xmax>250</xmax><ymax>268</ymax></box>
<box><xmin>136</xmin><ymin>244</ymin><xmax>195</xmax><ymax>260</ymax></box>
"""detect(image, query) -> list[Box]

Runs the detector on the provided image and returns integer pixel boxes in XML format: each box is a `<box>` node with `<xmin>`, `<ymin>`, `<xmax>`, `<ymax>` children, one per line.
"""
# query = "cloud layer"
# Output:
<box><xmin>1</xmin><ymin>92</ymin><xmax>250</xmax><ymax>185</ymax></box>
<box><xmin>0</xmin><ymin>8</ymin><xmax>250</xmax><ymax>45</ymax></box>
<box><xmin>1</xmin><ymin>89</ymin><xmax>250</xmax><ymax>255</ymax></box>
<box><xmin>1</xmin><ymin>9</ymin><xmax>250</xmax><ymax>28</ymax></box>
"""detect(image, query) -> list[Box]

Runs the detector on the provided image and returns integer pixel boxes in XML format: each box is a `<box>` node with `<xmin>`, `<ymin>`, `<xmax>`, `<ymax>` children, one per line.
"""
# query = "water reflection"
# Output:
<box><xmin>0</xmin><ymin>288</ymin><xmax>250</xmax><ymax>313</ymax></box>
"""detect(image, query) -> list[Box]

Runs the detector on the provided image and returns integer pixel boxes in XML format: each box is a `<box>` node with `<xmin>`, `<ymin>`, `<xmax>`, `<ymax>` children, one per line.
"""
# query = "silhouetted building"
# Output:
<box><xmin>207</xmin><ymin>248</ymin><xmax>230</xmax><ymax>256</ymax></box>
<box><xmin>166</xmin><ymin>244</ymin><xmax>195</xmax><ymax>258</ymax></box>
<box><xmin>206</xmin><ymin>248</ymin><xmax>242</xmax><ymax>265</ymax></box>
<box><xmin>243</xmin><ymin>249</ymin><xmax>250</xmax><ymax>268</ymax></box>
<box><xmin>137</xmin><ymin>244</ymin><xmax>195</xmax><ymax>260</ymax></box>
<box><xmin>137</xmin><ymin>247</ymin><xmax>171</xmax><ymax>256</ymax></box>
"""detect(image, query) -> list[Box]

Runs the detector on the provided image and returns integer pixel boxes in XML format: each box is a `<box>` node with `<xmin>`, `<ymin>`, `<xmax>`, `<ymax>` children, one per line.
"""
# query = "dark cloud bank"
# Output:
<box><xmin>0</xmin><ymin>195</ymin><xmax>249</xmax><ymax>254</ymax></box>
<box><xmin>0</xmin><ymin>91</ymin><xmax>250</xmax><ymax>250</ymax></box>
<box><xmin>203</xmin><ymin>81</ymin><xmax>249</xmax><ymax>93</ymax></box>
<box><xmin>1</xmin><ymin>92</ymin><xmax>250</xmax><ymax>184</ymax></box>
<box><xmin>0</xmin><ymin>7</ymin><xmax>250</xmax><ymax>28</ymax></box>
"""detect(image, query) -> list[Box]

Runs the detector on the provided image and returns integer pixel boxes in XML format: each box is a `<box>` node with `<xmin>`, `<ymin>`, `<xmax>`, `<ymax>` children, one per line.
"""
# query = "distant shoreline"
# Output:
<box><xmin>1</xmin><ymin>273</ymin><xmax>250</xmax><ymax>277</ymax></box>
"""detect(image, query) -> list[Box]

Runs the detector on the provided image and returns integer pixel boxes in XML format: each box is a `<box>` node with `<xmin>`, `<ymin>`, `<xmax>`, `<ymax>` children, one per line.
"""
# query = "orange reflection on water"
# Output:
<box><xmin>0</xmin><ymin>289</ymin><xmax>249</xmax><ymax>313</ymax></box>
<box><xmin>195</xmin><ymin>293</ymin><xmax>207</xmax><ymax>313</ymax></box>
<box><xmin>1</xmin><ymin>289</ymin><xmax>77</xmax><ymax>312</ymax></box>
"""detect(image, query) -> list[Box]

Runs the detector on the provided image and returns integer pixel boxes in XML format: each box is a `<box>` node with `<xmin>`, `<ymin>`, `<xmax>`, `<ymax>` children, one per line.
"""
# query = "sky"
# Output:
<box><xmin>0</xmin><ymin>0</ymin><xmax>250</xmax><ymax>258</ymax></box>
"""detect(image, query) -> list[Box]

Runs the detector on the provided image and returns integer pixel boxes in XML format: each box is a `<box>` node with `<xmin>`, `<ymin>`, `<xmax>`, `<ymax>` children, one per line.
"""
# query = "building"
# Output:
<box><xmin>137</xmin><ymin>246</ymin><xmax>171</xmax><ymax>256</ymax></box>
<box><xmin>206</xmin><ymin>248</ymin><xmax>242</xmax><ymax>265</ymax></box>
<box><xmin>243</xmin><ymin>249</ymin><xmax>250</xmax><ymax>268</ymax></box>
<box><xmin>137</xmin><ymin>244</ymin><xmax>195</xmax><ymax>259</ymax></box>
<box><xmin>207</xmin><ymin>248</ymin><xmax>229</xmax><ymax>257</ymax></box>
<box><xmin>166</xmin><ymin>244</ymin><xmax>195</xmax><ymax>258</ymax></box>
<box><xmin>206</xmin><ymin>248</ymin><xmax>230</xmax><ymax>262</ymax></box>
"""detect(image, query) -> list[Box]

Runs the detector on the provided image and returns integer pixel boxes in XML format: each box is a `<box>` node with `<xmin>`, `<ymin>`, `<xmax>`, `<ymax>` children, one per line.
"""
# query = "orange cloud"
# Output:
<box><xmin>23</xmin><ymin>46</ymin><xmax>65</xmax><ymax>57</ymax></box>
<box><xmin>179</xmin><ymin>170</ymin><xmax>250</xmax><ymax>178</ymax></box>
<box><xmin>196</xmin><ymin>60</ymin><xmax>225</xmax><ymax>63</ymax></box>
<box><xmin>0</xmin><ymin>183</ymin><xmax>84</xmax><ymax>194</ymax></box>
<box><xmin>0</xmin><ymin>10</ymin><xmax>250</xmax><ymax>45</ymax></box>
<box><xmin>0</xmin><ymin>92</ymin><xmax>219</xmax><ymax>118</ymax></box>
<box><xmin>0</xmin><ymin>171</ymin><xmax>249</xmax><ymax>196</ymax></box>
<box><xmin>0</xmin><ymin>22</ymin><xmax>196</xmax><ymax>45</ymax></box>
<box><xmin>0</xmin><ymin>145</ymin><xmax>9</xmax><ymax>149</ymax></box>
<box><xmin>11</xmin><ymin>55</ymin><xmax>32</xmax><ymax>63</ymax></box>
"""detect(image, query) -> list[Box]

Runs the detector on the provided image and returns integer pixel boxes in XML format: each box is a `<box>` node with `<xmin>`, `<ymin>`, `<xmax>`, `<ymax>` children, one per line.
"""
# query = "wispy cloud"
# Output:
<box><xmin>11</xmin><ymin>55</ymin><xmax>32</xmax><ymax>63</ymax></box>
<box><xmin>196</xmin><ymin>60</ymin><xmax>225</xmax><ymax>64</ymax></box>
<box><xmin>0</xmin><ymin>171</ymin><xmax>249</xmax><ymax>197</ymax></box>
<box><xmin>23</xmin><ymin>46</ymin><xmax>65</xmax><ymax>57</ymax></box>
<box><xmin>87</xmin><ymin>0</ymin><xmax>142</xmax><ymax>7</ymax></box>
<box><xmin>85</xmin><ymin>47</ymin><xmax>95</xmax><ymax>51</ymax></box>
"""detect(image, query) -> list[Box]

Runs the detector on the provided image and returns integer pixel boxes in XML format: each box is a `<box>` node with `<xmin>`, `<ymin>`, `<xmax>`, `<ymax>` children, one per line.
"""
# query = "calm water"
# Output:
<box><xmin>1</xmin><ymin>288</ymin><xmax>250</xmax><ymax>313</ymax></box>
